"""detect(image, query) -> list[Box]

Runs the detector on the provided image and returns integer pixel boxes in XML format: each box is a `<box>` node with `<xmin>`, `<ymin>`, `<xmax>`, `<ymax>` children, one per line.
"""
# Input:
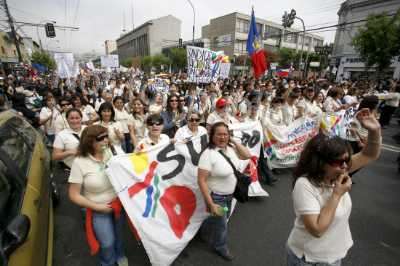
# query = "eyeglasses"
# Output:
<box><xmin>327</xmin><ymin>157</ymin><xmax>350</xmax><ymax>167</ymax></box>
<box><xmin>96</xmin><ymin>133</ymin><xmax>109</xmax><ymax>142</ymax></box>
<box><xmin>148</xmin><ymin>120</ymin><xmax>163</xmax><ymax>126</ymax></box>
<box><xmin>189</xmin><ymin>118</ymin><xmax>201</xmax><ymax>122</ymax></box>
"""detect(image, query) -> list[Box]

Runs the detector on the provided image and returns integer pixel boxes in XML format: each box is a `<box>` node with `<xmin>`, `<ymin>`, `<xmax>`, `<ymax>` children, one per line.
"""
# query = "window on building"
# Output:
<box><xmin>264</xmin><ymin>26</ymin><xmax>282</xmax><ymax>40</ymax></box>
<box><xmin>284</xmin><ymin>32</ymin><xmax>297</xmax><ymax>43</ymax></box>
<box><xmin>234</xmin><ymin>40</ymin><xmax>247</xmax><ymax>54</ymax></box>
<box><xmin>236</xmin><ymin>18</ymin><xmax>249</xmax><ymax>33</ymax></box>
<box><xmin>256</xmin><ymin>23</ymin><xmax>263</xmax><ymax>35</ymax></box>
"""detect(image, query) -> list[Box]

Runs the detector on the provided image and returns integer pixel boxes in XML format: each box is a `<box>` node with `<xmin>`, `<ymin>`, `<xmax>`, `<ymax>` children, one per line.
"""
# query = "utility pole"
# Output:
<box><xmin>3</xmin><ymin>0</ymin><xmax>23</xmax><ymax>62</ymax></box>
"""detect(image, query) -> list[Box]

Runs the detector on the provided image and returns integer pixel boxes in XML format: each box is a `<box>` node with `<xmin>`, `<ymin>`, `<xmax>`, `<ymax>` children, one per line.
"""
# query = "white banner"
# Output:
<box><xmin>101</xmin><ymin>54</ymin><xmax>119</xmax><ymax>68</ymax></box>
<box><xmin>186</xmin><ymin>46</ymin><xmax>213</xmax><ymax>83</ymax></box>
<box><xmin>54</xmin><ymin>52</ymin><xmax>75</xmax><ymax>78</ymax></box>
<box><xmin>265</xmin><ymin>109</ymin><xmax>358</xmax><ymax>168</ymax></box>
<box><xmin>106</xmin><ymin>122</ymin><xmax>268</xmax><ymax>265</ymax></box>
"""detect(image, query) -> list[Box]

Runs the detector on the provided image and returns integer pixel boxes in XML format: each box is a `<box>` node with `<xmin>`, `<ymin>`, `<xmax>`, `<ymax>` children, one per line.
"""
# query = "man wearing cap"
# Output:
<box><xmin>206</xmin><ymin>98</ymin><xmax>238</xmax><ymax>131</ymax></box>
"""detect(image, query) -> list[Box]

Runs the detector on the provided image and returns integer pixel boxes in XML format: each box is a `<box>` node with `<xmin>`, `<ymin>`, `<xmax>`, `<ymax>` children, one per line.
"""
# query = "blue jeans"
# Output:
<box><xmin>201</xmin><ymin>192</ymin><xmax>233</xmax><ymax>254</ymax></box>
<box><xmin>122</xmin><ymin>133</ymin><xmax>133</xmax><ymax>153</ymax></box>
<box><xmin>92</xmin><ymin>211</ymin><xmax>126</xmax><ymax>266</ymax></box>
<box><xmin>286</xmin><ymin>246</ymin><xmax>342</xmax><ymax>266</ymax></box>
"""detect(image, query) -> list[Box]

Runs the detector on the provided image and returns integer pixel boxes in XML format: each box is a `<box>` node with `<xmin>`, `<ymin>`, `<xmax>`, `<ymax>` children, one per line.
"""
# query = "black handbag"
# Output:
<box><xmin>218</xmin><ymin>150</ymin><xmax>251</xmax><ymax>203</ymax></box>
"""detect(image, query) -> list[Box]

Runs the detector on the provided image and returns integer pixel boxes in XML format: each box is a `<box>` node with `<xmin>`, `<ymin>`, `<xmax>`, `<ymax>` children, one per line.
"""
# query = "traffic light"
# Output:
<box><xmin>45</xmin><ymin>23</ymin><xmax>56</xmax><ymax>38</ymax></box>
<box><xmin>178</xmin><ymin>38</ymin><xmax>183</xmax><ymax>48</ymax></box>
<box><xmin>282</xmin><ymin>11</ymin><xmax>289</xmax><ymax>28</ymax></box>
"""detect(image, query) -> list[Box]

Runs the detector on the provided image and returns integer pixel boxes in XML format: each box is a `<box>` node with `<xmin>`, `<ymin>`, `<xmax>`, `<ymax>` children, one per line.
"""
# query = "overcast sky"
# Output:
<box><xmin>8</xmin><ymin>0</ymin><xmax>344</xmax><ymax>54</ymax></box>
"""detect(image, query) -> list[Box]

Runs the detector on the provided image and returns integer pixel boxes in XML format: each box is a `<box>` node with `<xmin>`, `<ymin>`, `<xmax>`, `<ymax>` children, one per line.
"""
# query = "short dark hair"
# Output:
<box><xmin>146</xmin><ymin>114</ymin><xmax>164</xmax><ymax>125</ymax></box>
<box><xmin>98</xmin><ymin>102</ymin><xmax>115</xmax><ymax>122</ymax></box>
<box><xmin>208</xmin><ymin>122</ymin><xmax>230</xmax><ymax>149</ymax></box>
<box><xmin>358</xmin><ymin>95</ymin><xmax>379</xmax><ymax>111</ymax></box>
<box><xmin>78</xmin><ymin>125</ymin><xmax>108</xmax><ymax>157</ymax></box>
<box><xmin>293</xmin><ymin>133</ymin><xmax>352</xmax><ymax>187</ymax></box>
<box><xmin>66</xmin><ymin>108</ymin><xmax>82</xmax><ymax>119</ymax></box>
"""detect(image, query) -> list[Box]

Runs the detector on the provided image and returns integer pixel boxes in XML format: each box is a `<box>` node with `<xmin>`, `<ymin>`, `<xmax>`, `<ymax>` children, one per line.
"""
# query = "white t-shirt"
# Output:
<box><xmin>68</xmin><ymin>154</ymin><xmax>117</xmax><ymax>204</ymax></box>
<box><xmin>376</xmin><ymin>92</ymin><xmax>400</xmax><ymax>107</ymax></box>
<box><xmin>114</xmin><ymin>108</ymin><xmax>131</xmax><ymax>133</ymax></box>
<box><xmin>136</xmin><ymin>134</ymin><xmax>170</xmax><ymax>151</ymax></box>
<box><xmin>81</xmin><ymin>105</ymin><xmax>96</xmax><ymax>124</ymax></box>
<box><xmin>197</xmin><ymin>146</ymin><xmax>240</xmax><ymax>195</ymax></box>
<box><xmin>174</xmin><ymin>125</ymin><xmax>207</xmax><ymax>143</ymax></box>
<box><xmin>128</xmin><ymin>114</ymin><xmax>147</xmax><ymax>143</ymax></box>
<box><xmin>287</xmin><ymin>177</ymin><xmax>353</xmax><ymax>264</ymax></box>
<box><xmin>54</xmin><ymin>113</ymin><xmax>69</xmax><ymax>134</ymax></box>
<box><xmin>40</xmin><ymin>106</ymin><xmax>60</xmax><ymax>135</ymax></box>
<box><xmin>282</xmin><ymin>103</ymin><xmax>298</xmax><ymax>126</ymax></box>
<box><xmin>206</xmin><ymin>111</ymin><xmax>238</xmax><ymax>126</ymax></box>
<box><xmin>323</xmin><ymin>97</ymin><xmax>342</xmax><ymax>113</ymax></box>
<box><xmin>53</xmin><ymin>127</ymin><xmax>86</xmax><ymax>168</ymax></box>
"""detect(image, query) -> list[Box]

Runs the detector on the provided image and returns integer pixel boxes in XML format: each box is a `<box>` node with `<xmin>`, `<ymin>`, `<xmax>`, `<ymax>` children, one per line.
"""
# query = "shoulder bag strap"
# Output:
<box><xmin>218</xmin><ymin>150</ymin><xmax>239</xmax><ymax>179</ymax></box>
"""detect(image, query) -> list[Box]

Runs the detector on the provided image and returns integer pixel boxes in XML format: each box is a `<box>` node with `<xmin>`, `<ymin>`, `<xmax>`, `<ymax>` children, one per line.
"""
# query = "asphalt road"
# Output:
<box><xmin>53</xmin><ymin>122</ymin><xmax>400</xmax><ymax>266</ymax></box>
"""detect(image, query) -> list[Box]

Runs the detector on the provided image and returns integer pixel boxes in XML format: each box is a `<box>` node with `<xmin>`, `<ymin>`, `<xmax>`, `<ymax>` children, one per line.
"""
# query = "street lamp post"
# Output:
<box><xmin>36</xmin><ymin>20</ymin><xmax>56</xmax><ymax>51</ymax></box>
<box><xmin>186</xmin><ymin>0</ymin><xmax>195</xmax><ymax>46</ymax></box>
<box><xmin>295</xmin><ymin>16</ymin><xmax>306</xmax><ymax>78</ymax></box>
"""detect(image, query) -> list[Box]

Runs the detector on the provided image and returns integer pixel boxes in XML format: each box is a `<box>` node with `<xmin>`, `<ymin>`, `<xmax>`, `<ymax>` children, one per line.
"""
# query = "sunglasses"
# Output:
<box><xmin>189</xmin><ymin>118</ymin><xmax>200</xmax><ymax>122</ymax></box>
<box><xmin>327</xmin><ymin>157</ymin><xmax>350</xmax><ymax>167</ymax></box>
<box><xmin>148</xmin><ymin>120</ymin><xmax>163</xmax><ymax>126</ymax></box>
<box><xmin>170</xmin><ymin>99</ymin><xmax>178</xmax><ymax>102</ymax></box>
<box><xmin>60</xmin><ymin>103</ymin><xmax>70</xmax><ymax>107</ymax></box>
<box><xmin>180</xmin><ymin>99</ymin><xmax>185</xmax><ymax>102</ymax></box>
<box><xmin>96</xmin><ymin>133</ymin><xmax>109</xmax><ymax>142</ymax></box>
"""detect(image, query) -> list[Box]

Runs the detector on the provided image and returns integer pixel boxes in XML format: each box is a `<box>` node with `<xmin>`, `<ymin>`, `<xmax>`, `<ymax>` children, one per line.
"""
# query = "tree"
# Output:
<box><xmin>152</xmin><ymin>54</ymin><xmax>171</xmax><ymax>72</ymax></box>
<box><xmin>277</xmin><ymin>47</ymin><xmax>299</xmax><ymax>68</ymax></box>
<box><xmin>168</xmin><ymin>48</ymin><xmax>187</xmax><ymax>71</ymax></box>
<box><xmin>31</xmin><ymin>51</ymin><xmax>56</xmax><ymax>70</ymax></box>
<box><xmin>141</xmin><ymin>56</ymin><xmax>153</xmax><ymax>73</ymax></box>
<box><xmin>121</xmin><ymin>58</ymin><xmax>132</xmax><ymax>68</ymax></box>
<box><xmin>352</xmin><ymin>10</ymin><xmax>400</xmax><ymax>77</ymax></box>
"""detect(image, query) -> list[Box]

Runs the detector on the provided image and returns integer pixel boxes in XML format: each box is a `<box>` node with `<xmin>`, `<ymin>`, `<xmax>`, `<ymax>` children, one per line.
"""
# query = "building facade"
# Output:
<box><xmin>332</xmin><ymin>0</ymin><xmax>400</xmax><ymax>81</ymax></box>
<box><xmin>0</xmin><ymin>31</ymin><xmax>40</xmax><ymax>64</ymax></box>
<box><xmin>116</xmin><ymin>15</ymin><xmax>181</xmax><ymax>62</ymax></box>
<box><xmin>104</xmin><ymin>40</ymin><xmax>117</xmax><ymax>55</ymax></box>
<box><xmin>201</xmin><ymin>12</ymin><xmax>324</xmax><ymax>58</ymax></box>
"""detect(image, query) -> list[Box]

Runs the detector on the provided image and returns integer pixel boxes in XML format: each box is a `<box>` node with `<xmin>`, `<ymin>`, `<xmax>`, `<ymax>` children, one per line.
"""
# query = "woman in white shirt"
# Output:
<box><xmin>113</xmin><ymin>96</ymin><xmax>135</xmax><ymax>153</ymax></box>
<box><xmin>94</xmin><ymin>102</ymin><xmax>125</xmax><ymax>154</ymax></box>
<box><xmin>128</xmin><ymin>98</ymin><xmax>147</xmax><ymax>149</ymax></box>
<box><xmin>148</xmin><ymin>92</ymin><xmax>164</xmax><ymax>115</ymax></box>
<box><xmin>40</xmin><ymin>94</ymin><xmax>60</xmax><ymax>143</ymax></box>
<box><xmin>376</xmin><ymin>83</ymin><xmax>400</xmax><ymax>128</ymax></box>
<box><xmin>287</xmin><ymin>109</ymin><xmax>381</xmax><ymax>265</ymax></box>
<box><xmin>72</xmin><ymin>95</ymin><xmax>97</xmax><ymax>125</ymax></box>
<box><xmin>198</xmin><ymin>122</ymin><xmax>251</xmax><ymax>261</ymax></box>
<box><xmin>265</xmin><ymin>97</ymin><xmax>284</xmax><ymax>126</ymax></box>
<box><xmin>174</xmin><ymin>111</ymin><xmax>207</xmax><ymax>143</ymax></box>
<box><xmin>135</xmin><ymin>114</ymin><xmax>170</xmax><ymax>152</ymax></box>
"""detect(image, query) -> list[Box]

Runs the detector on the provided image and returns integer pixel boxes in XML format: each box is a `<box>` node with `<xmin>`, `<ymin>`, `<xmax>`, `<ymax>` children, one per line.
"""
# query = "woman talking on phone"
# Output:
<box><xmin>286</xmin><ymin>108</ymin><xmax>381</xmax><ymax>266</ymax></box>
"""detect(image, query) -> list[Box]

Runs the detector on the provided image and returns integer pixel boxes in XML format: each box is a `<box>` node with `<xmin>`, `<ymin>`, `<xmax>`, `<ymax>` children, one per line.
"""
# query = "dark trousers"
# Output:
<box><xmin>258</xmin><ymin>146</ymin><xmax>275</xmax><ymax>184</ymax></box>
<box><xmin>379</xmin><ymin>105</ymin><xmax>397</xmax><ymax>126</ymax></box>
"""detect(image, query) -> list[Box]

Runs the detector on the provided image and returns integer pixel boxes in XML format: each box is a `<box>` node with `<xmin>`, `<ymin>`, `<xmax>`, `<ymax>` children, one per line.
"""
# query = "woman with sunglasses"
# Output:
<box><xmin>174</xmin><ymin>111</ymin><xmax>207</xmax><ymax>143</ymax></box>
<box><xmin>52</xmin><ymin>108</ymin><xmax>86</xmax><ymax>170</ymax></box>
<box><xmin>286</xmin><ymin>108</ymin><xmax>381</xmax><ymax>266</ymax></box>
<box><xmin>95</xmin><ymin>102</ymin><xmax>125</xmax><ymax>154</ymax></box>
<box><xmin>136</xmin><ymin>114</ymin><xmax>170</xmax><ymax>151</ymax></box>
<box><xmin>54</xmin><ymin>97</ymin><xmax>72</xmax><ymax>134</ymax></box>
<box><xmin>161</xmin><ymin>94</ymin><xmax>186</xmax><ymax>138</ymax></box>
<box><xmin>68</xmin><ymin>125</ymin><xmax>128</xmax><ymax>266</ymax></box>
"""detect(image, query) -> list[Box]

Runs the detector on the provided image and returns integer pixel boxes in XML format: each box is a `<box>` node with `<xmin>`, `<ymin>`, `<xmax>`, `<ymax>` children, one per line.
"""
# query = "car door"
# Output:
<box><xmin>0</xmin><ymin>117</ymin><xmax>49</xmax><ymax>266</ymax></box>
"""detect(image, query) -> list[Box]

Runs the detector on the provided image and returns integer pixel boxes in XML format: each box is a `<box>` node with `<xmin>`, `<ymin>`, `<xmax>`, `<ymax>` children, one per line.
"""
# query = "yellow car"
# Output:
<box><xmin>0</xmin><ymin>110</ymin><xmax>55</xmax><ymax>266</ymax></box>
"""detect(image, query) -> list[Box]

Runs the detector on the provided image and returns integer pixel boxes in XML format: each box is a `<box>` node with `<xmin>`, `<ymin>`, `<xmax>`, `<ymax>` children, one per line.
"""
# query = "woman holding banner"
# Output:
<box><xmin>68</xmin><ymin>125</ymin><xmax>128</xmax><ymax>266</ymax></box>
<box><xmin>286</xmin><ymin>108</ymin><xmax>381</xmax><ymax>266</ymax></box>
<box><xmin>136</xmin><ymin>114</ymin><xmax>170</xmax><ymax>151</ymax></box>
<box><xmin>198</xmin><ymin>122</ymin><xmax>251</xmax><ymax>261</ymax></box>
<box><xmin>174</xmin><ymin>111</ymin><xmax>207</xmax><ymax>143</ymax></box>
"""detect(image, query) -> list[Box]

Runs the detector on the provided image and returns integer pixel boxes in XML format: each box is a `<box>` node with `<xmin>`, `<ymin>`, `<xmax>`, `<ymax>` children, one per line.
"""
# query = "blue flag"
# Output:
<box><xmin>246</xmin><ymin>9</ymin><xmax>260</xmax><ymax>55</ymax></box>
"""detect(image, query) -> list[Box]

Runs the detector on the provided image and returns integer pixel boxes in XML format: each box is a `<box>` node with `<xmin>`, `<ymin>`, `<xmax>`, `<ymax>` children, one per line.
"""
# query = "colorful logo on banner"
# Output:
<box><xmin>106</xmin><ymin>122</ymin><xmax>268</xmax><ymax>265</ymax></box>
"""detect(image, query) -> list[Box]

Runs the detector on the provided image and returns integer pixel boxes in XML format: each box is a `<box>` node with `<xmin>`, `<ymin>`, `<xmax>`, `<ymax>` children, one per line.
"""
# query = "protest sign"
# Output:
<box><xmin>54</xmin><ymin>52</ymin><xmax>75</xmax><ymax>78</ymax></box>
<box><xmin>101</xmin><ymin>54</ymin><xmax>119</xmax><ymax>68</ymax></box>
<box><xmin>264</xmin><ymin>117</ymin><xmax>320</xmax><ymax>168</ymax></box>
<box><xmin>187</xmin><ymin>46</ymin><xmax>213</xmax><ymax>83</ymax></box>
<box><xmin>106</xmin><ymin>121</ymin><xmax>268</xmax><ymax>265</ymax></box>
<box><xmin>264</xmin><ymin>109</ymin><xmax>358</xmax><ymax>168</ymax></box>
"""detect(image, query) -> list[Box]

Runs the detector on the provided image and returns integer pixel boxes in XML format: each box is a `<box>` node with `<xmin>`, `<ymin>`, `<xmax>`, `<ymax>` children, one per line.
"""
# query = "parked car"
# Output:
<box><xmin>0</xmin><ymin>110</ymin><xmax>55</xmax><ymax>266</ymax></box>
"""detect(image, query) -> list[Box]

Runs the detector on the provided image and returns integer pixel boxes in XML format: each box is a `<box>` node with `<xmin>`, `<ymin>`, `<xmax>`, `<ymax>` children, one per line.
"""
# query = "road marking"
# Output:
<box><xmin>381</xmin><ymin>143</ymin><xmax>400</xmax><ymax>153</ymax></box>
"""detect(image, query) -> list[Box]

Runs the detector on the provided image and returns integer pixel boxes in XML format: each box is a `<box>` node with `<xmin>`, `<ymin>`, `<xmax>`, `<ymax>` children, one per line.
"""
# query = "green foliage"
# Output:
<box><xmin>141</xmin><ymin>56</ymin><xmax>153</xmax><ymax>72</ymax></box>
<box><xmin>121</xmin><ymin>58</ymin><xmax>133</xmax><ymax>68</ymax></box>
<box><xmin>352</xmin><ymin>10</ymin><xmax>400</xmax><ymax>73</ymax></box>
<box><xmin>152</xmin><ymin>54</ymin><xmax>171</xmax><ymax>71</ymax></box>
<box><xmin>31</xmin><ymin>51</ymin><xmax>56</xmax><ymax>70</ymax></box>
<box><xmin>168</xmin><ymin>48</ymin><xmax>187</xmax><ymax>70</ymax></box>
<box><xmin>277</xmin><ymin>47</ymin><xmax>299</xmax><ymax>68</ymax></box>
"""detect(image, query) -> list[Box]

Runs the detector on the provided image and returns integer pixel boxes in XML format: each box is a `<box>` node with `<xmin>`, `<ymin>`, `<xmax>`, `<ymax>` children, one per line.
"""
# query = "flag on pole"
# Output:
<box><xmin>246</xmin><ymin>8</ymin><xmax>267</xmax><ymax>79</ymax></box>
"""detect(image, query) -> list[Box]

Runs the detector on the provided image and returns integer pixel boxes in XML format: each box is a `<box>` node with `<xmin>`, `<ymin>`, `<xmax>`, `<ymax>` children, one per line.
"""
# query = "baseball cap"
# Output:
<box><xmin>216</xmin><ymin>98</ymin><xmax>227</xmax><ymax>108</ymax></box>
